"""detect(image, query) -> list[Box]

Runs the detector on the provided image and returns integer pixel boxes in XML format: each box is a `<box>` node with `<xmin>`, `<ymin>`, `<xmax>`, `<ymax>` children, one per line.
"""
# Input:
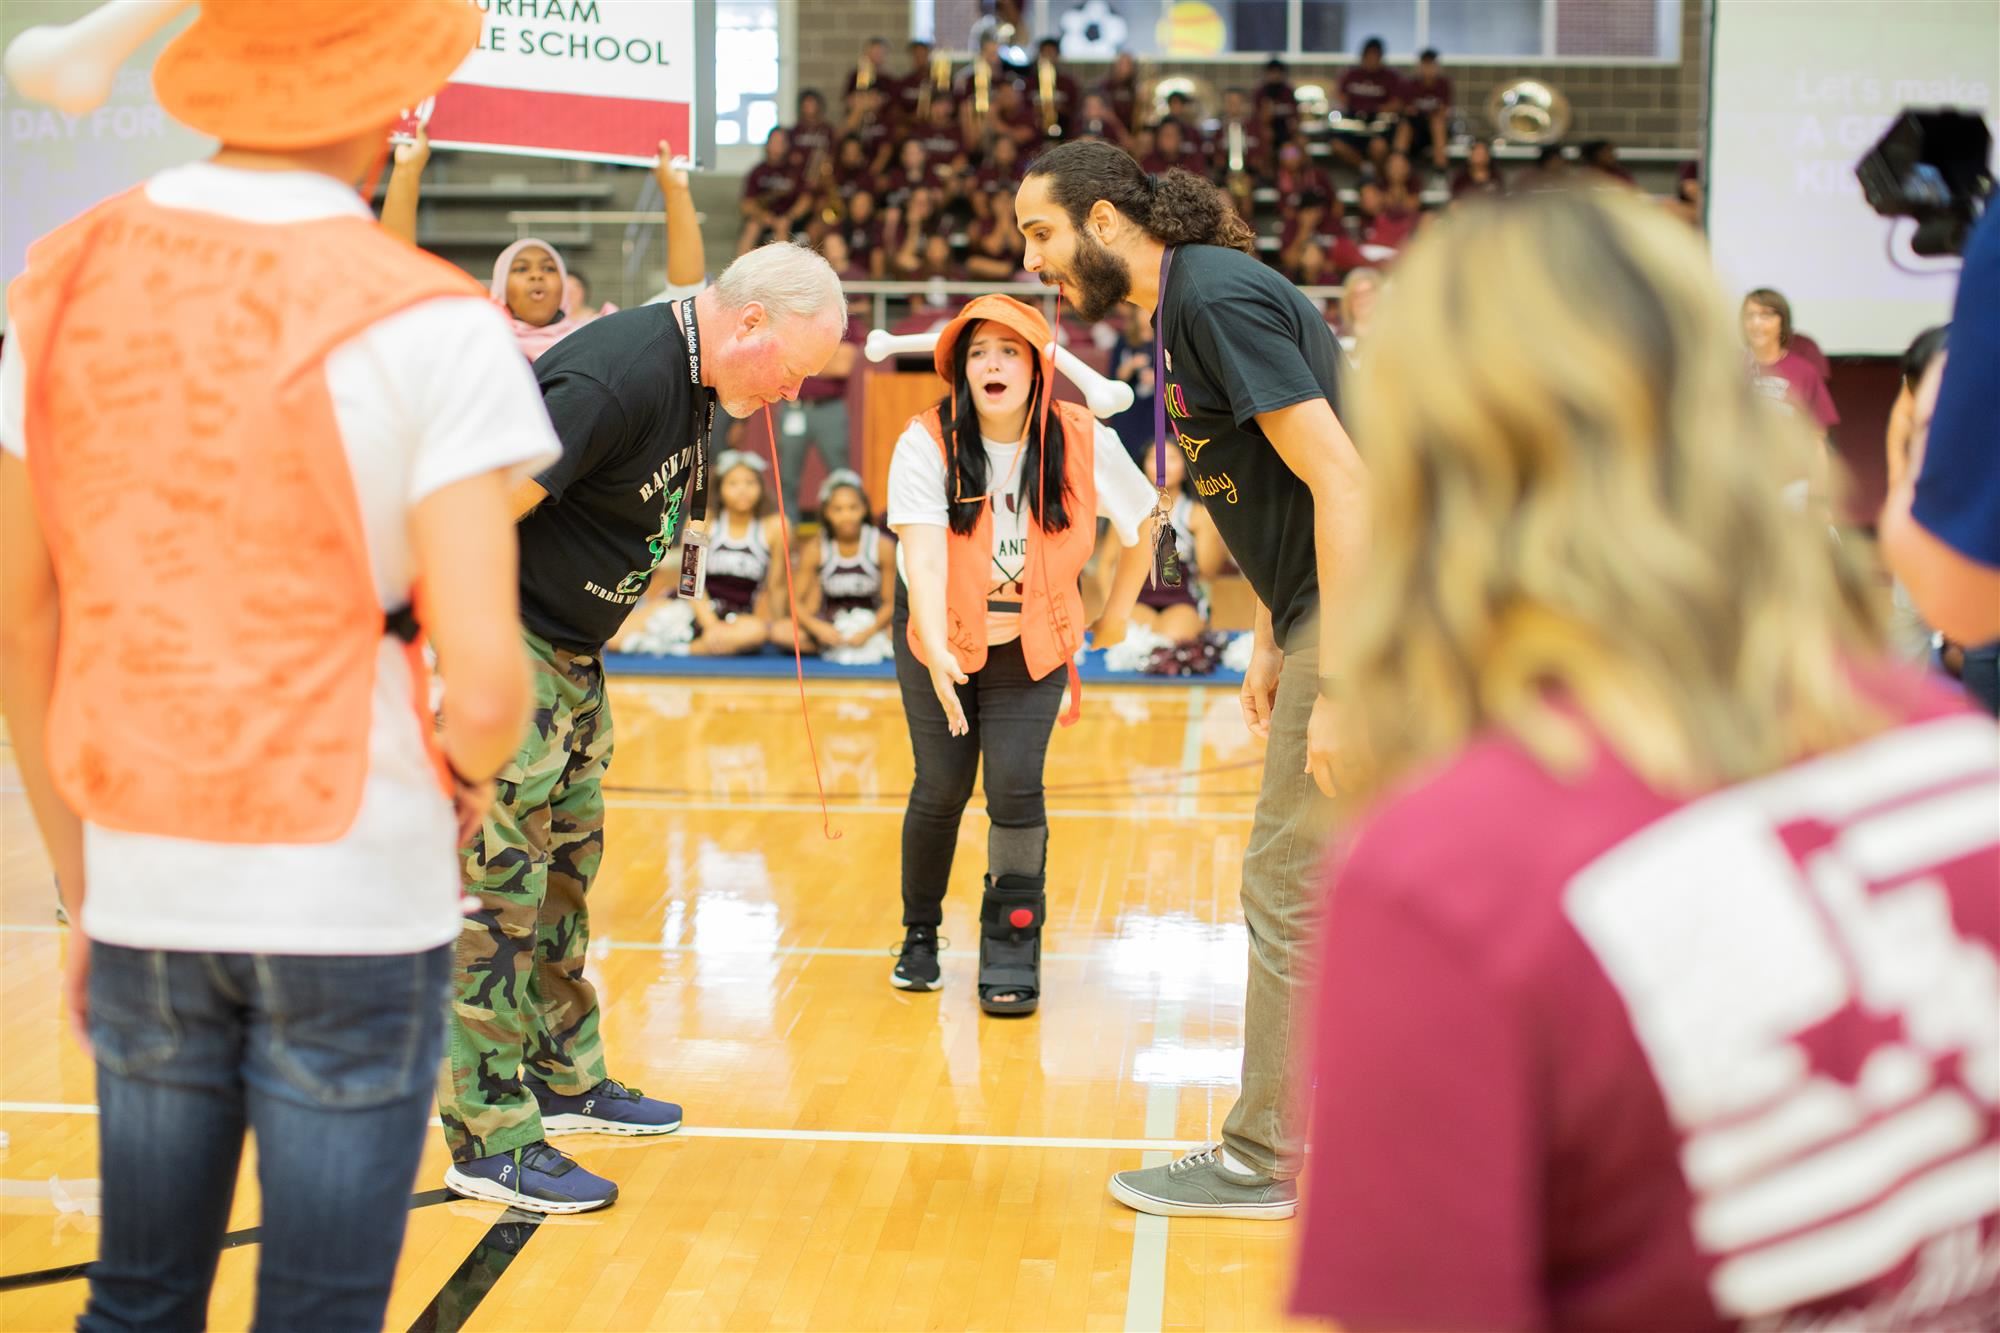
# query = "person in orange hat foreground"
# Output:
<box><xmin>0</xmin><ymin>3</ymin><xmax>557</xmax><ymax>1327</ymax></box>
<box><xmin>884</xmin><ymin>294</ymin><xmax>1157</xmax><ymax>1014</ymax></box>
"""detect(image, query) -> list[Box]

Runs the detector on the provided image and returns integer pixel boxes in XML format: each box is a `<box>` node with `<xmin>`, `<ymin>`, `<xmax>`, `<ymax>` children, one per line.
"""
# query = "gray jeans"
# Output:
<box><xmin>1220</xmin><ymin>606</ymin><xmax>1336</xmax><ymax>1180</ymax></box>
<box><xmin>775</xmin><ymin>398</ymin><xmax>851</xmax><ymax>522</ymax></box>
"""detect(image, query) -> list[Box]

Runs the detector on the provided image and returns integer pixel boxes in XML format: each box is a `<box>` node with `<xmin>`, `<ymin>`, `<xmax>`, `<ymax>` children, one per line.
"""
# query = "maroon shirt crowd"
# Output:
<box><xmin>747</xmin><ymin>43</ymin><xmax>1540</xmax><ymax>300</ymax></box>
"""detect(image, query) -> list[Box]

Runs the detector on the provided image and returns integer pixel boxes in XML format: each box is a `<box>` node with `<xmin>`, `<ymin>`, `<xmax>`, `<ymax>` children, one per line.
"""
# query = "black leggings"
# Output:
<box><xmin>893</xmin><ymin>580</ymin><xmax>1065</xmax><ymax>927</ymax></box>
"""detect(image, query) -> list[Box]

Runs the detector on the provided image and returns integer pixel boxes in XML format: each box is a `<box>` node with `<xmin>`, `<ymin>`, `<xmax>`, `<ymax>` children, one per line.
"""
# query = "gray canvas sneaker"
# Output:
<box><xmin>1108</xmin><ymin>1145</ymin><xmax>1298</xmax><ymax>1219</ymax></box>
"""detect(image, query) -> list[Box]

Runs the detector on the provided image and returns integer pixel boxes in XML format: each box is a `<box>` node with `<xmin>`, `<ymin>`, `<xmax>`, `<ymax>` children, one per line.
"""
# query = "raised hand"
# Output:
<box><xmin>394</xmin><ymin>125</ymin><xmax>431</xmax><ymax>173</ymax></box>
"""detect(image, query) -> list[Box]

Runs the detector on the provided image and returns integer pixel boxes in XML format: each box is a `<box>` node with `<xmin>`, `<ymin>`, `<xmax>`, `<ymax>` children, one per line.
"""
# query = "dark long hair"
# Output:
<box><xmin>940</xmin><ymin>321</ymin><xmax>1072</xmax><ymax>537</ymax></box>
<box><xmin>1025</xmin><ymin>140</ymin><xmax>1257</xmax><ymax>254</ymax></box>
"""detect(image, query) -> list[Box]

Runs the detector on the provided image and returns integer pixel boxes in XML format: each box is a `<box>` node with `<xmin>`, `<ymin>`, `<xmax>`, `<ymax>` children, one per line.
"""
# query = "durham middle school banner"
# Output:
<box><xmin>420</xmin><ymin>0</ymin><xmax>696</xmax><ymax>165</ymax></box>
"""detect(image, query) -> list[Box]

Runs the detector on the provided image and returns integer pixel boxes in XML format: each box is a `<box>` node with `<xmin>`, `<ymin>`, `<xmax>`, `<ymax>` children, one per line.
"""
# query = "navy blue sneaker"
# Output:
<box><xmin>527</xmin><ymin>1074</ymin><xmax>683</xmax><ymax>1137</ymax></box>
<box><xmin>443</xmin><ymin>1141</ymin><xmax>617</xmax><ymax>1215</ymax></box>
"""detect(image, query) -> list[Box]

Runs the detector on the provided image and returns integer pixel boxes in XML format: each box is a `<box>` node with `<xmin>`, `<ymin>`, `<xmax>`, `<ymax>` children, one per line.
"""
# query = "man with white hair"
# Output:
<box><xmin>440</xmin><ymin>241</ymin><xmax>845</xmax><ymax>1214</ymax></box>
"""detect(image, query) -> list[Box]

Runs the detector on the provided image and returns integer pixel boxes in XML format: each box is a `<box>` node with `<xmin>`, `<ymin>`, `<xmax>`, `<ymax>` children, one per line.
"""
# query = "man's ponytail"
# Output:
<box><xmin>1144</xmin><ymin>168</ymin><xmax>1258</xmax><ymax>253</ymax></box>
<box><xmin>1026</xmin><ymin>141</ymin><xmax>1258</xmax><ymax>254</ymax></box>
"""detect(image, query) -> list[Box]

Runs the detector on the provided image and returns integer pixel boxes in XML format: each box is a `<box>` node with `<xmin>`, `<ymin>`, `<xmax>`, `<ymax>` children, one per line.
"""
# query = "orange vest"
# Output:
<box><xmin>6</xmin><ymin>187</ymin><xmax>487</xmax><ymax>843</ymax></box>
<box><xmin>905</xmin><ymin>400</ymin><xmax>1098</xmax><ymax>725</ymax></box>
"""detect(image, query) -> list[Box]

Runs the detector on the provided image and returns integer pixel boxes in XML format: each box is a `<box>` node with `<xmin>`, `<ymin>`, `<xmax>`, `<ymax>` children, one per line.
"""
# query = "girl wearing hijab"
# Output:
<box><xmin>381</xmin><ymin>133</ymin><xmax>706</xmax><ymax>361</ymax></box>
<box><xmin>884</xmin><ymin>295</ymin><xmax>1157</xmax><ymax>1015</ymax></box>
<box><xmin>488</xmin><ymin>237</ymin><xmax>577</xmax><ymax>362</ymax></box>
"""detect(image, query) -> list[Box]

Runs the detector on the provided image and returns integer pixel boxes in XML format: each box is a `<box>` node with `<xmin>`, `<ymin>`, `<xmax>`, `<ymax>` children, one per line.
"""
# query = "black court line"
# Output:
<box><xmin>406</xmin><ymin>1208</ymin><xmax>545</xmax><ymax>1333</ymax></box>
<box><xmin>0</xmin><ymin>1187</ymin><xmax>455</xmax><ymax>1293</ymax></box>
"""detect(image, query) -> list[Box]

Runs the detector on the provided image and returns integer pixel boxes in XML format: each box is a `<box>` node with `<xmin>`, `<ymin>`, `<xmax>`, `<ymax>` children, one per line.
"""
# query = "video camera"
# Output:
<box><xmin>1856</xmin><ymin>109</ymin><xmax>1993</xmax><ymax>257</ymax></box>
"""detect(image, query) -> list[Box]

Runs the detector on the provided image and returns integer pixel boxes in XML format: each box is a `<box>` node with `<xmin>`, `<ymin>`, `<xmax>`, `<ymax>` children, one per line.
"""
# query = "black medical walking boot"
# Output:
<box><xmin>978</xmin><ymin>873</ymin><xmax>1045</xmax><ymax>1016</ymax></box>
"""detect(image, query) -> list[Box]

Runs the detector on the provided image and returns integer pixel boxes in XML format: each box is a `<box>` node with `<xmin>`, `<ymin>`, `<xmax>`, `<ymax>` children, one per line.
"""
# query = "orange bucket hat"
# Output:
<box><xmin>153</xmin><ymin>0</ymin><xmax>481</xmax><ymax>150</ymax></box>
<box><xmin>931</xmin><ymin>294</ymin><xmax>1056</xmax><ymax>385</ymax></box>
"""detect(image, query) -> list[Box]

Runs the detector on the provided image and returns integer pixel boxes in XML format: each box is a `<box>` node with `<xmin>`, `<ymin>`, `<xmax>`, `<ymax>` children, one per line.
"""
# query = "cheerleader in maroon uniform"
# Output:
<box><xmin>786</xmin><ymin>470</ymin><xmax>896</xmax><ymax>655</ymax></box>
<box><xmin>691</xmin><ymin>451</ymin><xmax>783</xmax><ymax>656</ymax></box>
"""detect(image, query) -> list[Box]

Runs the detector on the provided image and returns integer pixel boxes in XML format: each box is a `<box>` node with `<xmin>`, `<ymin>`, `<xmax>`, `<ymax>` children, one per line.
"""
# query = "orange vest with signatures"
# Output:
<box><xmin>6</xmin><ymin>186</ymin><xmax>487</xmax><ymax>843</ymax></box>
<box><xmin>905</xmin><ymin>399</ymin><xmax>1097</xmax><ymax>724</ymax></box>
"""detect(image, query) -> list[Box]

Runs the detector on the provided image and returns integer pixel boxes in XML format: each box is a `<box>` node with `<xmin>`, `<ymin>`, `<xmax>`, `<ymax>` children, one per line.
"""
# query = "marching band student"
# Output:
<box><xmin>885</xmin><ymin>296</ymin><xmax>1157</xmax><ymax>1015</ymax></box>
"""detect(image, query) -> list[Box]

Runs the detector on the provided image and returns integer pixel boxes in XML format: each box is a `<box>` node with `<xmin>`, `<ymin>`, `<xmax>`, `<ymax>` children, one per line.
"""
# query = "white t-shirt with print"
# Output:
<box><xmin>0</xmin><ymin>163</ymin><xmax>560</xmax><ymax>955</ymax></box>
<box><xmin>886</xmin><ymin>417</ymin><xmax>1156</xmax><ymax>647</ymax></box>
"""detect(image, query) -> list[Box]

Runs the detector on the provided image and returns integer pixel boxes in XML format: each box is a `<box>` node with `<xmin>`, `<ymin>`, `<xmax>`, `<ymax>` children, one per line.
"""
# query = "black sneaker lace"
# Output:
<box><xmin>892</xmin><ymin>930</ymin><xmax>948</xmax><ymax>960</ymax></box>
<box><xmin>519</xmin><ymin>1142</ymin><xmax>574</xmax><ymax>1176</ymax></box>
<box><xmin>594</xmin><ymin>1077</ymin><xmax>644</xmax><ymax>1101</ymax></box>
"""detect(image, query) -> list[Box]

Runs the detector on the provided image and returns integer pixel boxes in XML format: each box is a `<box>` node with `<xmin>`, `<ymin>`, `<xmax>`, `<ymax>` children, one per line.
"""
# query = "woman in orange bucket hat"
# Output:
<box><xmin>1</xmin><ymin>3</ymin><xmax>559</xmax><ymax>1326</ymax></box>
<box><xmin>883</xmin><ymin>294</ymin><xmax>1158</xmax><ymax>1014</ymax></box>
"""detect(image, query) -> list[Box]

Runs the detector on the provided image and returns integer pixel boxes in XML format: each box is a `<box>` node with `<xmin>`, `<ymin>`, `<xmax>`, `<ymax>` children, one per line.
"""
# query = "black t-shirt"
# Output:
<box><xmin>518</xmin><ymin>304</ymin><xmax>710</xmax><ymax>652</ymax></box>
<box><xmin>1157</xmin><ymin>244</ymin><xmax>1343</xmax><ymax>643</ymax></box>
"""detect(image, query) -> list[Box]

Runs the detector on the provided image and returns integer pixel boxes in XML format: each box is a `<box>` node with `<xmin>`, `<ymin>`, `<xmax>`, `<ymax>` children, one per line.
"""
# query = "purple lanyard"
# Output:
<box><xmin>1152</xmin><ymin>245</ymin><xmax>1176</xmax><ymax>490</ymax></box>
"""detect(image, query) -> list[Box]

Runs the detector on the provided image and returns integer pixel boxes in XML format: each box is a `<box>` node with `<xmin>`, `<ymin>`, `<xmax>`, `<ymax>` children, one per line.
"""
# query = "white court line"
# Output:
<box><xmin>1176</xmin><ymin>688</ymin><xmax>1208</xmax><ymax>819</ymax></box>
<box><xmin>1124</xmin><ymin>1003</ymin><xmax>1183</xmax><ymax>1333</ymax></box>
<box><xmin>0</xmin><ymin>785</ymin><xmax>1253</xmax><ymax>822</ymax></box>
<box><xmin>605</xmin><ymin>796</ymin><xmax>1253</xmax><ymax>822</ymax></box>
<box><xmin>0</xmin><ymin>1101</ymin><xmax>1194</xmax><ymax>1153</ymax></box>
<box><xmin>0</xmin><ymin>927</ymin><xmax>1115</xmax><ymax>965</ymax></box>
<box><xmin>602</xmin><ymin>939</ymin><xmax>1102</xmax><ymax>963</ymax></box>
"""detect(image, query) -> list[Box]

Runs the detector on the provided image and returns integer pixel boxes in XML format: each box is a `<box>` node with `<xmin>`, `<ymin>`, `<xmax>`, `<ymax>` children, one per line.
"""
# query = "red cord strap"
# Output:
<box><xmin>1041</xmin><ymin>289</ymin><xmax>1082</xmax><ymax>727</ymax></box>
<box><xmin>761</xmin><ymin>404</ymin><xmax>843</xmax><ymax>841</ymax></box>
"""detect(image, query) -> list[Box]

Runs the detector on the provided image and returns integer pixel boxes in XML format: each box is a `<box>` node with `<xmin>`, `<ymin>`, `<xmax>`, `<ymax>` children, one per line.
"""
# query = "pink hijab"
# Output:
<box><xmin>491</xmin><ymin>238</ymin><xmax>576</xmax><ymax>362</ymax></box>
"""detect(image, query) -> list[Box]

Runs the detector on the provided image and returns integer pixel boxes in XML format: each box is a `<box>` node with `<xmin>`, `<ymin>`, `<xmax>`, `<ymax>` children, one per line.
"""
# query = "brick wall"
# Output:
<box><xmin>795</xmin><ymin>0</ymin><xmax>913</xmax><ymax>108</ymax></box>
<box><xmin>795</xmin><ymin>0</ymin><xmax>1709</xmax><ymax>149</ymax></box>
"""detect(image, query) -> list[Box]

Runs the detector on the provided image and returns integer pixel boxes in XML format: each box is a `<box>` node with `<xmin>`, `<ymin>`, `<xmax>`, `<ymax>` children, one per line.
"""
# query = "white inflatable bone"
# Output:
<box><xmin>865</xmin><ymin>328</ymin><xmax>1134</xmax><ymax>419</ymax></box>
<box><xmin>4</xmin><ymin>0</ymin><xmax>194</xmax><ymax>115</ymax></box>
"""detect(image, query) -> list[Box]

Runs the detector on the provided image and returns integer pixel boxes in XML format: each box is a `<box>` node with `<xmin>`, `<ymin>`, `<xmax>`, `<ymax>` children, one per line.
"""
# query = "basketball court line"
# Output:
<box><xmin>1124</xmin><ymin>1002</ymin><xmax>1185</xmax><ymax>1333</ymax></box>
<box><xmin>0</xmin><ymin>784</ymin><xmax>1254</xmax><ymax>823</ymax></box>
<box><xmin>602</xmin><ymin>795</ymin><xmax>1254</xmax><ymax>822</ymax></box>
<box><xmin>0</xmin><ymin>1188</ymin><xmax>457</xmax><ymax>1293</ymax></box>
<box><xmin>1118</xmin><ymin>697</ymin><xmax>1214</xmax><ymax>1330</ymax></box>
<box><xmin>0</xmin><ymin>926</ymin><xmax>1183</xmax><ymax>968</ymax></box>
<box><xmin>0</xmin><ymin>1104</ymin><xmax>1196</xmax><ymax>1153</ymax></box>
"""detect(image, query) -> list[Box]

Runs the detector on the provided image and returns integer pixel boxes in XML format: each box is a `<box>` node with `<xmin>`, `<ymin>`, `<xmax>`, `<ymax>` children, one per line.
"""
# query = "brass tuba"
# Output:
<box><xmin>1148</xmin><ymin>74</ymin><xmax>1215</xmax><ymax>126</ymax></box>
<box><xmin>1486</xmin><ymin>78</ymin><xmax>1571</xmax><ymax>144</ymax></box>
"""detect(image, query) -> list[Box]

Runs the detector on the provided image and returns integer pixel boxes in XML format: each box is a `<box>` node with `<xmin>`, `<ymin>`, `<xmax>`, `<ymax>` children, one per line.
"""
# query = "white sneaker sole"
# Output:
<box><xmin>540</xmin><ymin>1113</ymin><xmax>682</xmax><ymax>1137</ymax></box>
<box><xmin>1107</xmin><ymin>1174</ymin><xmax>1297</xmax><ymax>1220</ymax></box>
<box><xmin>443</xmin><ymin>1166</ymin><xmax>616</xmax><ymax>1215</ymax></box>
<box><xmin>889</xmin><ymin>971</ymin><xmax>939</xmax><ymax>991</ymax></box>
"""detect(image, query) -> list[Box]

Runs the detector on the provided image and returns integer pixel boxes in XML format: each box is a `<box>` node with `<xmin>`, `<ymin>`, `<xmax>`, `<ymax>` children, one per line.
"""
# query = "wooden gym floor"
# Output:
<box><xmin>0</xmin><ymin>677</ymin><xmax>1317</xmax><ymax>1331</ymax></box>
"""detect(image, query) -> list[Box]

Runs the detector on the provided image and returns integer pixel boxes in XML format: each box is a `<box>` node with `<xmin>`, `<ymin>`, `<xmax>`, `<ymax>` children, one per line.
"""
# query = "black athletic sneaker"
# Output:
<box><xmin>891</xmin><ymin>925</ymin><xmax>944</xmax><ymax>991</ymax></box>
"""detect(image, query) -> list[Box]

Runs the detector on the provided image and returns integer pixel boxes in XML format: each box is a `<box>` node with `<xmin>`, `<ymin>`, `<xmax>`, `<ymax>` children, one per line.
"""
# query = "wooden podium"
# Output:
<box><xmin>857</xmin><ymin>366</ymin><xmax>946</xmax><ymax>516</ymax></box>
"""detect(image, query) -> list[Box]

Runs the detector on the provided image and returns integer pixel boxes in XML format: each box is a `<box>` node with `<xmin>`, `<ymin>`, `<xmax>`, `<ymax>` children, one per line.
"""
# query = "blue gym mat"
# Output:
<box><xmin>604</xmin><ymin>644</ymin><xmax>1245</xmax><ymax>686</ymax></box>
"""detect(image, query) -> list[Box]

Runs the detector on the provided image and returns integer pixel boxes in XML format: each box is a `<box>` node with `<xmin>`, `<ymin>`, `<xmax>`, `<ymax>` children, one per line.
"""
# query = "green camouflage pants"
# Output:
<box><xmin>439</xmin><ymin>630</ymin><xmax>612</xmax><ymax>1163</ymax></box>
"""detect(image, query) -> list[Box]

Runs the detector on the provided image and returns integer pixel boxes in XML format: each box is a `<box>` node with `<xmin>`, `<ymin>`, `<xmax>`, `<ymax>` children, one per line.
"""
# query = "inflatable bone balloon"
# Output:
<box><xmin>865</xmin><ymin>328</ymin><xmax>1136</xmax><ymax>419</ymax></box>
<box><xmin>4</xmin><ymin>0</ymin><xmax>195</xmax><ymax>115</ymax></box>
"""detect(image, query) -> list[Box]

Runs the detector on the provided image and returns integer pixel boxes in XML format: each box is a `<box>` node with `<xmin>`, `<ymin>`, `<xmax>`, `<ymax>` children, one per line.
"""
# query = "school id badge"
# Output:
<box><xmin>678</xmin><ymin>528</ymin><xmax>709</xmax><ymax>600</ymax></box>
<box><xmin>1151</xmin><ymin>489</ymin><xmax>1182</xmax><ymax>589</ymax></box>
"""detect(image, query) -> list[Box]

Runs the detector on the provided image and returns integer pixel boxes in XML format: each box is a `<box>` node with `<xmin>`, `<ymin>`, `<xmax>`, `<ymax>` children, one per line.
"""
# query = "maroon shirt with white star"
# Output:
<box><xmin>1293</xmin><ymin>684</ymin><xmax>2000</xmax><ymax>1332</ymax></box>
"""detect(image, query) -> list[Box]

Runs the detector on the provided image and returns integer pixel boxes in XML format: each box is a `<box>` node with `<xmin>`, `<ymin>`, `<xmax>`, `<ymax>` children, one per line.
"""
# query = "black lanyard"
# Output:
<box><xmin>677</xmin><ymin>297</ymin><xmax>717</xmax><ymax>525</ymax></box>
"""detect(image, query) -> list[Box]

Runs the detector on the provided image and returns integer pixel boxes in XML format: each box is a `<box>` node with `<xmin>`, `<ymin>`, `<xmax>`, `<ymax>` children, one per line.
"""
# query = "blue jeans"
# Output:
<box><xmin>1955</xmin><ymin>641</ymin><xmax>2000</xmax><ymax>717</ymax></box>
<box><xmin>81</xmin><ymin>943</ymin><xmax>452</xmax><ymax>1332</ymax></box>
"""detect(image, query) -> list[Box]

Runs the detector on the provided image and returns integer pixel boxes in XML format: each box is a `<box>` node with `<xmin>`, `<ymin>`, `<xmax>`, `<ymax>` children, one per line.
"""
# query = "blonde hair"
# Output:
<box><xmin>1336</xmin><ymin>191</ymin><xmax>1887</xmax><ymax>801</ymax></box>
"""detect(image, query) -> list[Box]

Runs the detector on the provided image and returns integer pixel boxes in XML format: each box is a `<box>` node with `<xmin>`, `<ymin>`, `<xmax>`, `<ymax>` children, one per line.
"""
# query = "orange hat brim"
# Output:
<box><xmin>932</xmin><ymin>294</ymin><xmax>1055</xmax><ymax>385</ymax></box>
<box><xmin>154</xmin><ymin>1</ymin><xmax>481</xmax><ymax>150</ymax></box>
